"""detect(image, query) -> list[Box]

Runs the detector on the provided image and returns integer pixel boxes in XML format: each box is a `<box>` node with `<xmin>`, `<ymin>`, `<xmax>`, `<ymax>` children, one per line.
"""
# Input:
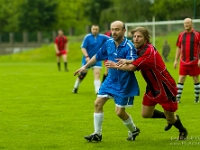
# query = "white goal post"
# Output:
<box><xmin>125</xmin><ymin>18</ymin><xmax>200</xmax><ymax>46</ymax></box>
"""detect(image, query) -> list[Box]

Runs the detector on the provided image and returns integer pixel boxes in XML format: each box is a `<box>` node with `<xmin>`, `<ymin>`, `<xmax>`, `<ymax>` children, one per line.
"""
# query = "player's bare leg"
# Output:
<box><xmin>93</xmin><ymin>67</ymin><xmax>101</xmax><ymax>94</ymax></box>
<box><xmin>141</xmin><ymin>105</ymin><xmax>156</xmax><ymax>118</ymax></box>
<box><xmin>115</xmin><ymin>107</ymin><xmax>140</xmax><ymax>141</ymax></box>
<box><xmin>73</xmin><ymin>70</ymin><xmax>88</xmax><ymax>93</ymax></box>
<box><xmin>142</xmin><ymin>105</ymin><xmax>169</xmax><ymax>130</ymax></box>
<box><xmin>193</xmin><ymin>75</ymin><xmax>200</xmax><ymax>103</ymax></box>
<box><xmin>176</xmin><ymin>75</ymin><xmax>187</xmax><ymax>103</ymax></box>
<box><xmin>84</xmin><ymin>97</ymin><xmax>108</xmax><ymax>142</ymax></box>
<box><xmin>62</xmin><ymin>54</ymin><xmax>68</xmax><ymax>71</ymax></box>
<box><xmin>56</xmin><ymin>56</ymin><xmax>61</xmax><ymax>71</ymax></box>
<box><xmin>164</xmin><ymin>110</ymin><xmax>188</xmax><ymax>140</ymax></box>
<box><xmin>142</xmin><ymin>105</ymin><xmax>187</xmax><ymax>140</ymax></box>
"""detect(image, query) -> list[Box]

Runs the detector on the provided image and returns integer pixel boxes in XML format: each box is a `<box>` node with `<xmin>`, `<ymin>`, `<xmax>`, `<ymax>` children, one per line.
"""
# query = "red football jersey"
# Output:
<box><xmin>54</xmin><ymin>36</ymin><xmax>68</xmax><ymax>51</ymax></box>
<box><xmin>132</xmin><ymin>43</ymin><xmax>177</xmax><ymax>99</ymax></box>
<box><xmin>176</xmin><ymin>29</ymin><xmax>200</xmax><ymax>65</ymax></box>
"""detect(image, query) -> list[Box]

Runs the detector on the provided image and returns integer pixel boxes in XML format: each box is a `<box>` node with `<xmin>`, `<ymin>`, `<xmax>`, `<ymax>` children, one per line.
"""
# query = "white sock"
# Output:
<box><xmin>123</xmin><ymin>115</ymin><xmax>136</xmax><ymax>132</ymax></box>
<box><xmin>74</xmin><ymin>79</ymin><xmax>80</xmax><ymax>89</ymax></box>
<box><xmin>94</xmin><ymin>80</ymin><xmax>101</xmax><ymax>93</ymax></box>
<box><xmin>94</xmin><ymin>113</ymin><xmax>104</xmax><ymax>134</ymax></box>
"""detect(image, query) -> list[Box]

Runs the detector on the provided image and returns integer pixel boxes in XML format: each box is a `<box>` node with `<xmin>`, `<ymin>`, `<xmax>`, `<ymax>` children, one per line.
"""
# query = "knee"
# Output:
<box><xmin>165</xmin><ymin>114</ymin><xmax>176</xmax><ymax>124</ymax></box>
<box><xmin>179</xmin><ymin>76</ymin><xmax>186</xmax><ymax>83</ymax></box>
<box><xmin>115</xmin><ymin>109</ymin><xmax>122</xmax><ymax>117</ymax></box>
<box><xmin>94</xmin><ymin>100</ymin><xmax>104</xmax><ymax>111</ymax></box>
<box><xmin>141</xmin><ymin>112</ymin><xmax>152</xmax><ymax>118</ymax></box>
<box><xmin>115</xmin><ymin>108</ymin><xmax>126</xmax><ymax>119</ymax></box>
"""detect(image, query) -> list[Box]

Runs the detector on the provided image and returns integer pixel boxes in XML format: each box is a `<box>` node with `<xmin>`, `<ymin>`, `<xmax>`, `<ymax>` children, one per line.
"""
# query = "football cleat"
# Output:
<box><xmin>84</xmin><ymin>133</ymin><xmax>102</xmax><ymax>142</ymax></box>
<box><xmin>164</xmin><ymin>115</ymin><xmax>179</xmax><ymax>131</ymax></box>
<box><xmin>127</xmin><ymin>127</ymin><xmax>140</xmax><ymax>141</ymax></box>
<box><xmin>72</xmin><ymin>88</ymin><xmax>78</xmax><ymax>94</ymax></box>
<box><xmin>179</xmin><ymin>128</ymin><xmax>188</xmax><ymax>140</ymax></box>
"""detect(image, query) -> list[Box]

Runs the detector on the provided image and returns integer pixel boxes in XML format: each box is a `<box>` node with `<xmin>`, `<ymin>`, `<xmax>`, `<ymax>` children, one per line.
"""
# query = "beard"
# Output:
<box><xmin>113</xmin><ymin>34</ymin><xmax>123</xmax><ymax>42</ymax></box>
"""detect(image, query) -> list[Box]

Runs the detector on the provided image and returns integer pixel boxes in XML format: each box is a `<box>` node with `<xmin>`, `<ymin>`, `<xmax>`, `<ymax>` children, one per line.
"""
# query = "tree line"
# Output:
<box><xmin>0</xmin><ymin>0</ymin><xmax>199</xmax><ymax>35</ymax></box>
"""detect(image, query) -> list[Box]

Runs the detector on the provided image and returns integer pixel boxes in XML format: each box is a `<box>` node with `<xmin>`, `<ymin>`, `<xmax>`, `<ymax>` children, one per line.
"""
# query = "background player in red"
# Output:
<box><xmin>106</xmin><ymin>27</ymin><xmax>188</xmax><ymax>140</ymax></box>
<box><xmin>54</xmin><ymin>29</ymin><xmax>69</xmax><ymax>71</ymax></box>
<box><xmin>174</xmin><ymin>18</ymin><xmax>200</xmax><ymax>103</ymax></box>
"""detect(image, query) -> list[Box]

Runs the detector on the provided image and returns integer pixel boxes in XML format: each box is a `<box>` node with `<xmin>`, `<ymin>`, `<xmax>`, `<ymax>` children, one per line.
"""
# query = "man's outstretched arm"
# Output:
<box><xmin>74</xmin><ymin>55</ymin><xmax>97</xmax><ymax>76</ymax></box>
<box><xmin>105</xmin><ymin>60</ymin><xmax>137</xmax><ymax>72</ymax></box>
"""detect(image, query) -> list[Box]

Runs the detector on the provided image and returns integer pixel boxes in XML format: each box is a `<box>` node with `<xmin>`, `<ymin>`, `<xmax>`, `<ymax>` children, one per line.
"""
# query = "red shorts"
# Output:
<box><xmin>142</xmin><ymin>92</ymin><xmax>178</xmax><ymax>112</ymax></box>
<box><xmin>56</xmin><ymin>50</ymin><xmax>67</xmax><ymax>56</ymax></box>
<box><xmin>179</xmin><ymin>64</ymin><xmax>200</xmax><ymax>76</ymax></box>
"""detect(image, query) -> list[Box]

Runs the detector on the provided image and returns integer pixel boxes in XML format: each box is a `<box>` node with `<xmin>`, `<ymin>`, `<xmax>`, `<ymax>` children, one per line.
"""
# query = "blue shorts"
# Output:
<box><xmin>81</xmin><ymin>57</ymin><xmax>102</xmax><ymax>69</ymax></box>
<box><xmin>97</xmin><ymin>91</ymin><xmax>134</xmax><ymax>108</ymax></box>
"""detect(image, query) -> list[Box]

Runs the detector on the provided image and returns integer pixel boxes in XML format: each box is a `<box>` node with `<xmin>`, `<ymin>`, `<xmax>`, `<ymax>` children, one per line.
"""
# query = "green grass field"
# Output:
<box><xmin>0</xmin><ymin>38</ymin><xmax>200</xmax><ymax>150</ymax></box>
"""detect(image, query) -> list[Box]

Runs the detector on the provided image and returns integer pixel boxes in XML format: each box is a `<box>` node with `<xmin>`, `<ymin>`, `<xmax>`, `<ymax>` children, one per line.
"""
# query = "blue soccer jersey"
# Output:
<box><xmin>81</xmin><ymin>33</ymin><xmax>109</xmax><ymax>58</ymax></box>
<box><xmin>96</xmin><ymin>37</ymin><xmax>140</xmax><ymax>98</ymax></box>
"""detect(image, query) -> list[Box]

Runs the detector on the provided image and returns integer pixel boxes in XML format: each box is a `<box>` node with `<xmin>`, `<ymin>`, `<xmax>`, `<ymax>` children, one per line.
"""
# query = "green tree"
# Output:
<box><xmin>151</xmin><ymin>0</ymin><xmax>200</xmax><ymax>20</ymax></box>
<box><xmin>0</xmin><ymin>0</ymin><xmax>23</xmax><ymax>32</ymax></box>
<box><xmin>100</xmin><ymin>0</ymin><xmax>153</xmax><ymax>26</ymax></box>
<box><xmin>18</xmin><ymin>0</ymin><xmax>58</xmax><ymax>31</ymax></box>
<box><xmin>54</xmin><ymin>0</ymin><xmax>90</xmax><ymax>35</ymax></box>
<box><xmin>83</xmin><ymin>0</ymin><xmax>112</xmax><ymax>24</ymax></box>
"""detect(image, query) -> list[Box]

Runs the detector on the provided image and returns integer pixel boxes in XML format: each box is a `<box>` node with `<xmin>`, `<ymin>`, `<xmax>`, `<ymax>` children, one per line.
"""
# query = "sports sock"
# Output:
<box><xmin>94</xmin><ymin>79</ymin><xmax>101</xmax><ymax>93</ymax></box>
<box><xmin>57</xmin><ymin>62</ymin><xmax>61</xmax><ymax>71</ymax></box>
<box><xmin>64</xmin><ymin>62</ymin><xmax>68</xmax><ymax>70</ymax></box>
<box><xmin>102</xmin><ymin>74</ymin><xmax>107</xmax><ymax>83</ymax></box>
<box><xmin>151</xmin><ymin>109</ymin><xmax>166</xmax><ymax>118</ymax></box>
<box><xmin>94</xmin><ymin>113</ymin><xmax>104</xmax><ymax>134</ymax></box>
<box><xmin>194</xmin><ymin>83</ymin><xmax>200</xmax><ymax>100</ymax></box>
<box><xmin>176</xmin><ymin>83</ymin><xmax>184</xmax><ymax>101</ymax></box>
<box><xmin>74</xmin><ymin>79</ymin><xmax>80</xmax><ymax>89</ymax></box>
<box><xmin>123</xmin><ymin>115</ymin><xmax>136</xmax><ymax>132</ymax></box>
<box><xmin>173</xmin><ymin>116</ymin><xmax>186</xmax><ymax>132</ymax></box>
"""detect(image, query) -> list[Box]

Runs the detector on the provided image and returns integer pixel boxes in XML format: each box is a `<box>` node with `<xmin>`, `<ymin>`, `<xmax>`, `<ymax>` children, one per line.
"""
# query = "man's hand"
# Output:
<box><xmin>74</xmin><ymin>66</ymin><xmax>87</xmax><ymax>76</ymax></box>
<box><xmin>116</xmin><ymin>59</ymin><xmax>127</xmax><ymax>67</ymax></box>
<box><xmin>105</xmin><ymin>61</ymin><xmax>118</xmax><ymax>69</ymax></box>
<box><xmin>174</xmin><ymin>60</ymin><xmax>178</xmax><ymax>69</ymax></box>
<box><xmin>56</xmin><ymin>50</ymin><xmax>60</xmax><ymax>54</ymax></box>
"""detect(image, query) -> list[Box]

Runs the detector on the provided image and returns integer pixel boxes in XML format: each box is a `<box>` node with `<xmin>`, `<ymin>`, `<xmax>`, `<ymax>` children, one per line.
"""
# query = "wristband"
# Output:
<box><xmin>85</xmin><ymin>56</ymin><xmax>89</xmax><ymax>58</ymax></box>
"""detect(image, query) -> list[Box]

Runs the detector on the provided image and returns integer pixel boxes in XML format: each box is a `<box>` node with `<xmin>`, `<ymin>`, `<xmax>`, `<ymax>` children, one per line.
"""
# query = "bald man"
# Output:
<box><xmin>174</xmin><ymin>18</ymin><xmax>200</xmax><ymax>103</ymax></box>
<box><xmin>74</xmin><ymin>21</ymin><xmax>140</xmax><ymax>142</ymax></box>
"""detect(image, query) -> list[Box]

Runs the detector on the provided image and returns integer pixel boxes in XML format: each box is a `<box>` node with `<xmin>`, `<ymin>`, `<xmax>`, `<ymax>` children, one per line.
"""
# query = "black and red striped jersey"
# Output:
<box><xmin>132</xmin><ymin>43</ymin><xmax>177</xmax><ymax>98</ymax></box>
<box><xmin>176</xmin><ymin>29</ymin><xmax>200</xmax><ymax>65</ymax></box>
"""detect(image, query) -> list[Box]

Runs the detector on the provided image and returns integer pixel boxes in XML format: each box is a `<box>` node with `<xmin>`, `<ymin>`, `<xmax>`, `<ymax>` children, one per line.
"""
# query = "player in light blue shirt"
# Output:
<box><xmin>73</xmin><ymin>25</ymin><xmax>109</xmax><ymax>94</ymax></box>
<box><xmin>74</xmin><ymin>21</ymin><xmax>140</xmax><ymax>142</ymax></box>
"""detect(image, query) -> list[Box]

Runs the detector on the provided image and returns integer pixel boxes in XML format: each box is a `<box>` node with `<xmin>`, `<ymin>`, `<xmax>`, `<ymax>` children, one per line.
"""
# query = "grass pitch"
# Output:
<box><xmin>0</xmin><ymin>41</ymin><xmax>200</xmax><ymax>149</ymax></box>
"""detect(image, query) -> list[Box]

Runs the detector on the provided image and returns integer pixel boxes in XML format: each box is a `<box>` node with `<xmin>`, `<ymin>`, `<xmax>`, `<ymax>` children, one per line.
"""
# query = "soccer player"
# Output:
<box><xmin>174</xmin><ymin>18</ymin><xmax>200</xmax><ymax>103</ymax></box>
<box><xmin>74</xmin><ymin>21</ymin><xmax>140</xmax><ymax>142</ymax></box>
<box><xmin>72</xmin><ymin>25</ymin><xmax>109</xmax><ymax>94</ymax></box>
<box><xmin>106</xmin><ymin>27</ymin><xmax>188</xmax><ymax>140</ymax></box>
<box><xmin>54</xmin><ymin>29</ymin><xmax>68</xmax><ymax>71</ymax></box>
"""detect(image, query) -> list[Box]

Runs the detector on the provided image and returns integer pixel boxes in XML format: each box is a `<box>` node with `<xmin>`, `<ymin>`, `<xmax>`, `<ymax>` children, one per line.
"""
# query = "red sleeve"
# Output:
<box><xmin>132</xmin><ymin>48</ymin><xmax>152</xmax><ymax>69</ymax></box>
<box><xmin>176</xmin><ymin>33</ymin><xmax>181</xmax><ymax>48</ymax></box>
<box><xmin>54</xmin><ymin>37</ymin><xmax>58</xmax><ymax>44</ymax></box>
